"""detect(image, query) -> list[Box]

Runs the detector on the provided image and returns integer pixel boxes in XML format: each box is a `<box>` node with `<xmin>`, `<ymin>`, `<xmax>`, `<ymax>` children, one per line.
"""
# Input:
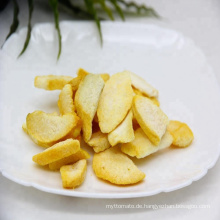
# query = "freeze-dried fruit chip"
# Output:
<box><xmin>70</xmin><ymin>68</ymin><xmax>89</xmax><ymax>91</ymax></box>
<box><xmin>108</xmin><ymin>110</ymin><xmax>134</xmax><ymax>146</ymax></box>
<box><xmin>58</xmin><ymin>84</ymin><xmax>75</xmax><ymax>115</ymax></box>
<box><xmin>132</xmin><ymin>95</ymin><xmax>169</xmax><ymax>145</ymax></box>
<box><xmin>75</xmin><ymin>74</ymin><xmax>104</xmax><ymax>142</ymax></box>
<box><xmin>26</xmin><ymin>111</ymin><xmax>79</xmax><ymax>147</ymax></box>
<box><xmin>23</xmin><ymin>112</ymin><xmax>59</xmax><ymax>136</ymax></box>
<box><xmin>121</xmin><ymin>128</ymin><xmax>173</xmax><ymax>158</ymax></box>
<box><xmin>87</xmin><ymin>131</ymin><xmax>111</xmax><ymax>153</ymax></box>
<box><xmin>93</xmin><ymin>146</ymin><xmax>145</xmax><ymax>185</ymax></box>
<box><xmin>49</xmin><ymin>149</ymin><xmax>90</xmax><ymax>170</ymax></box>
<box><xmin>167</xmin><ymin>120</ymin><xmax>194</xmax><ymax>147</ymax></box>
<box><xmin>97</xmin><ymin>72</ymin><xmax>133</xmax><ymax>133</ymax></box>
<box><xmin>32</xmin><ymin>139</ymin><xmax>80</xmax><ymax>166</ymax></box>
<box><xmin>60</xmin><ymin>159</ymin><xmax>87</xmax><ymax>189</ymax></box>
<box><xmin>34</xmin><ymin>75</ymin><xmax>73</xmax><ymax>90</ymax></box>
<box><xmin>133</xmin><ymin>88</ymin><xmax>160</xmax><ymax>106</ymax></box>
<box><xmin>125</xmin><ymin>71</ymin><xmax>158</xmax><ymax>97</ymax></box>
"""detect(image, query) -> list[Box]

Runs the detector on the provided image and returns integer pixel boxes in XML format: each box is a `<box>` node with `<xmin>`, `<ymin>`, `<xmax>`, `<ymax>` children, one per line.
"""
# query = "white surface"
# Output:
<box><xmin>0</xmin><ymin>0</ymin><xmax>220</xmax><ymax>219</ymax></box>
<box><xmin>1</xmin><ymin>21</ymin><xmax>220</xmax><ymax>199</ymax></box>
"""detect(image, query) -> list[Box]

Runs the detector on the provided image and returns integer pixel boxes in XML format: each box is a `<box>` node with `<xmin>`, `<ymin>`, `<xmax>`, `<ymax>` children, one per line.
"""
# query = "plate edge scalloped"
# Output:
<box><xmin>1</xmin><ymin>21</ymin><xmax>220</xmax><ymax>198</ymax></box>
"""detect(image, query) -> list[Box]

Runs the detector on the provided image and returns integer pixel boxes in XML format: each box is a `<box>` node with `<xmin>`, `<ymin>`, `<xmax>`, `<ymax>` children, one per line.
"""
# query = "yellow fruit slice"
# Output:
<box><xmin>26</xmin><ymin>111</ymin><xmax>79</xmax><ymax>147</ymax></box>
<box><xmin>34</xmin><ymin>75</ymin><xmax>73</xmax><ymax>90</ymax></box>
<box><xmin>32</xmin><ymin>139</ymin><xmax>80</xmax><ymax>166</ymax></box>
<box><xmin>167</xmin><ymin>120</ymin><xmax>194</xmax><ymax>147</ymax></box>
<box><xmin>93</xmin><ymin>146</ymin><xmax>145</xmax><ymax>185</ymax></box>
<box><xmin>60</xmin><ymin>159</ymin><xmax>87</xmax><ymax>189</ymax></box>
<box><xmin>108</xmin><ymin>110</ymin><xmax>134</xmax><ymax>146</ymax></box>
<box><xmin>87</xmin><ymin>131</ymin><xmax>111</xmax><ymax>153</ymax></box>
<box><xmin>70</xmin><ymin>68</ymin><xmax>89</xmax><ymax>91</ymax></box>
<box><xmin>125</xmin><ymin>71</ymin><xmax>158</xmax><ymax>97</ymax></box>
<box><xmin>132</xmin><ymin>95</ymin><xmax>169</xmax><ymax>145</ymax></box>
<box><xmin>58</xmin><ymin>84</ymin><xmax>75</xmax><ymax>115</ymax></box>
<box><xmin>133</xmin><ymin>88</ymin><xmax>160</xmax><ymax>106</ymax></box>
<box><xmin>75</xmin><ymin>74</ymin><xmax>104</xmax><ymax>142</ymax></box>
<box><xmin>121</xmin><ymin>128</ymin><xmax>173</xmax><ymax>158</ymax></box>
<box><xmin>49</xmin><ymin>148</ymin><xmax>90</xmax><ymax>170</ymax></box>
<box><xmin>97</xmin><ymin>71</ymin><xmax>133</xmax><ymax>133</ymax></box>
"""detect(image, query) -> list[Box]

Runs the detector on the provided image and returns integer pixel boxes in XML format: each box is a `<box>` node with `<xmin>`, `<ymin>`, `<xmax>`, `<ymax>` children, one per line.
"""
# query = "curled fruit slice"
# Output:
<box><xmin>75</xmin><ymin>74</ymin><xmax>104</xmax><ymax>142</ymax></box>
<box><xmin>97</xmin><ymin>72</ymin><xmax>133</xmax><ymax>133</ymax></box>
<box><xmin>121</xmin><ymin>128</ymin><xmax>173</xmax><ymax>158</ymax></box>
<box><xmin>125</xmin><ymin>71</ymin><xmax>158</xmax><ymax>98</ymax></box>
<box><xmin>133</xmin><ymin>88</ymin><xmax>160</xmax><ymax>106</ymax></box>
<box><xmin>34</xmin><ymin>75</ymin><xmax>73</xmax><ymax>90</ymax></box>
<box><xmin>70</xmin><ymin>68</ymin><xmax>89</xmax><ymax>91</ymax></box>
<box><xmin>49</xmin><ymin>148</ymin><xmax>90</xmax><ymax>171</ymax></box>
<box><xmin>108</xmin><ymin>110</ymin><xmax>134</xmax><ymax>146</ymax></box>
<box><xmin>132</xmin><ymin>95</ymin><xmax>169</xmax><ymax>145</ymax></box>
<box><xmin>58</xmin><ymin>84</ymin><xmax>75</xmax><ymax>115</ymax></box>
<box><xmin>32</xmin><ymin>139</ymin><xmax>80</xmax><ymax>166</ymax></box>
<box><xmin>93</xmin><ymin>146</ymin><xmax>145</xmax><ymax>185</ymax></box>
<box><xmin>167</xmin><ymin>120</ymin><xmax>194</xmax><ymax>147</ymax></box>
<box><xmin>60</xmin><ymin>159</ymin><xmax>87</xmax><ymax>189</ymax></box>
<box><xmin>87</xmin><ymin>131</ymin><xmax>111</xmax><ymax>153</ymax></box>
<box><xmin>26</xmin><ymin>111</ymin><xmax>79</xmax><ymax>147</ymax></box>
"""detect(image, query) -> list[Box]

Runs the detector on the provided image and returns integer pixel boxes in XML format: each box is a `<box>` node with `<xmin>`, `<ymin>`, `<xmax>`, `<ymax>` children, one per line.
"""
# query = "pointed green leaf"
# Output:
<box><xmin>49</xmin><ymin>0</ymin><xmax>62</xmax><ymax>60</ymax></box>
<box><xmin>84</xmin><ymin>0</ymin><xmax>103</xmax><ymax>45</ymax></box>
<box><xmin>58</xmin><ymin>0</ymin><xmax>93</xmax><ymax>19</ymax></box>
<box><xmin>18</xmin><ymin>0</ymin><xmax>33</xmax><ymax>57</ymax></box>
<box><xmin>5</xmin><ymin>0</ymin><xmax>19</xmax><ymax>42</ymax></box>
<box><xmin>109</xmin><ymin>0</ymin><xmax>125</xmax><ymax>21</ymax></box>
<box><xmin>97</xmin><ymin>0</ymin><xmax>114</xmax><ymax>20</ymax></box>
<box><xmin>117</xmin><ymin>0</ymin><xmax>160</xmax><ymax>18</ymax></box>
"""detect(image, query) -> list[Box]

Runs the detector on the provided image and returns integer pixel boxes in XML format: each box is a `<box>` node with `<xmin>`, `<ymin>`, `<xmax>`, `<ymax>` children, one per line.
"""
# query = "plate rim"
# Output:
<box><xmin>1</xmin><ymin>21</ymin><xmax>220</xmax><ymax>198</ymax></box>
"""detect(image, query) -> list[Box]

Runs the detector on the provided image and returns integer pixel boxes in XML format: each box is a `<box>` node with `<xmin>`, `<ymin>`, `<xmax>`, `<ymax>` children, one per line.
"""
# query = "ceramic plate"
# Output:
<box><xmin>1</xmin><ymin>21</ymin><xmax>220</xmax><ymax>198</ymax></box>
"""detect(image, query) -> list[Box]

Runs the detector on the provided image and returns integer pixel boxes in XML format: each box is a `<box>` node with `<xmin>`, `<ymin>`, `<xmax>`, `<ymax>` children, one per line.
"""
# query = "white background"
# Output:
<box><xmin>0</xmin><ymin>0</ymin><xmax>220</xmax><ymax>219</ymax></box>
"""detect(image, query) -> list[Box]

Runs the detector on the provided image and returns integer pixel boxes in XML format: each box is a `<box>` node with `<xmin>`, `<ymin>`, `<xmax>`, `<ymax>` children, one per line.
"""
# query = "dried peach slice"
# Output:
<box><xmin>93</xmin><ymin>146</ymin><xmax>145</xmax><ymax>185</ymax></box>
<box><xmin>121</xmin><ymin>128</ymin><xmax>173</xmax><ymax>158</ymax></box>
<box><xmin>132</xmin><ymin>95</ymin><xmax>169</xmax><ymax>145</ymax></box>
<box><xmin>58</xmin><ymin>84</ymin><xmax>75</xmax><ymax>115</ymax></box>
<box><xmin>26</xmin><ymin>111</ymin><xmax>79</xmax><ymax>147</ymax></box>
<box><xmin>32</xmin><ymin>139</ymin><xmax>80</xmax><ymax>166</ymax></box>
<box><xmin>60</xmin><ymin>159</ymin><xmax>87</xmax><ymax>189</ymax></box>
<box><xmin>97</xmin><ymin>72</ymin><xmax>133</xmax><ymax>133</ymax></box>
<box><xmin>125</xmin><ymin>71</ymin><xmax>158</xmax><ymax>97</ymax></box>
<box><xmin>70</xmin><ymin>68</ymin><xmax>89</xmax><ymax>91</ymax></box>
<box><xmin>75</xmin><ymin>74</ymin><xmax>104</xmax><ymax>142</ymax></box>
<box><xmin>49</xmin><ymin>148</ymin><xmax>90</xmax><ymax>170</ymax></box>
<box><xmin>167</xmin><ymin>120</ymin><xmax>194</xmax><ymax>147</ymax></box>
<box><xmin>108</xmin><ymin>110</ymin><xmax>134</xmax><ymax>146</ymax></box>
<box><xmin>87</xmin><ymin>131</ymin><xmax>111</xmax><ymax>153</ymax></box>
<box><xmin>34</xmin><ymin>75</ymin><xmax>73</xmax><ymax>90</ymax></box>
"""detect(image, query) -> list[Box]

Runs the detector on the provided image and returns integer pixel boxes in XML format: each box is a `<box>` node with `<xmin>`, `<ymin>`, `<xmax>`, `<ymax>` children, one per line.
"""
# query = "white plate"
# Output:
<box><xmin>1</xmin><ymin>21</ymin><xmax>220</xmax><ymax>198</ymax></box>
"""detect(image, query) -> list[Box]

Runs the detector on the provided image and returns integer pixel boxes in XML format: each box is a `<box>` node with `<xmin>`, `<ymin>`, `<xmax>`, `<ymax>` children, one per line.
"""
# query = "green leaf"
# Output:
<box><xmin>4</xmin><ymin>0</ymin><xmax>19</xmax><ymax>42</ymax></box>
<box><xmin>117</xmin><ymin>0</ymin><xmax>160</xmax><ymax>18</ymax></box>
<box><xmin>49</xmin><ymin>0</ymin><xmax>62</xmax><ymax>60</ymax></box>
<box><xmin>18</xmin><ymin>0</ymin><xmax>33</xmax><ymax>57</ymax></box>
<box><xmin>108</xmin><ymin>0</ymin><xmax>125</xmax><ymax>21</ymax></box>
<box><xmin>96</xmin><ymin>0</ymin><xmax>114</xmax><ymax>21</ymax></box>
<box><xmin>84</xmin><ymin>0</ymin><xmax>103</xmax><ymax>45</ymax></box>
<box><xmin>58</xmin><ymin>0</ymin><xmax>94</xmax><ymax>20</ymax></box>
